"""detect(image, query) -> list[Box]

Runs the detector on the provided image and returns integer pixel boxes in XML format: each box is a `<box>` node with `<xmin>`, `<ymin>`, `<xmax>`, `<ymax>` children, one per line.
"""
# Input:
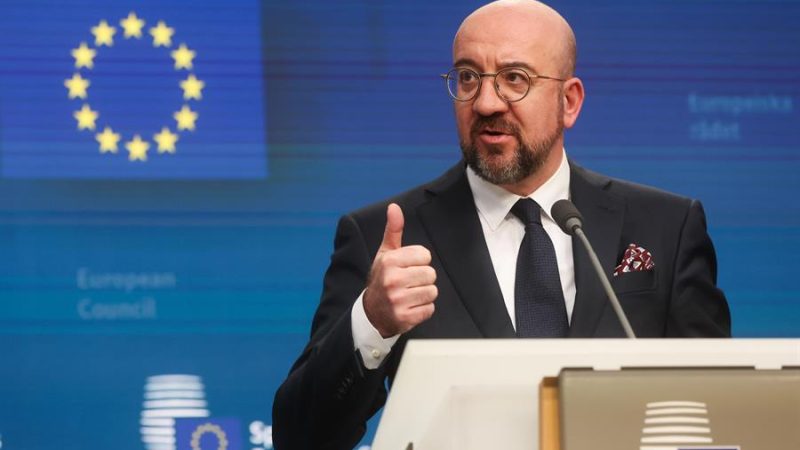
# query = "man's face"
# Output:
<box><xmin>453</xmin><ymin>14</ymin><xmax>566</xmax><ymax>186</ymax></box>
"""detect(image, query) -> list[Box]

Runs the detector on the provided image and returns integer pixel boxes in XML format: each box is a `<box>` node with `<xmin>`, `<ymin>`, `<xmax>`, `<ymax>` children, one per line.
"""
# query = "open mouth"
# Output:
<box><xmin>479</xmin><ymin>127</ymin><xmax>514</xmax><ymax>139</ymax></box>
<box><xmin>477</xmin><ymin>129</ymin><xmax>513</xmax><ymax>145</ymax></box>
<box><xmin>471</xmin><ymin>119</ymin><xmax>518</xmax><ymax>143</ymax></box>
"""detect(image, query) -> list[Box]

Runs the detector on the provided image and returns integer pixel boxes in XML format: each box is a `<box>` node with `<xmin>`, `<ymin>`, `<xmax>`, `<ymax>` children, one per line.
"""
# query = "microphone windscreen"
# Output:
<box><xmin>551</xmin><ymin>199</ymin><xmax>584</xmax><ymax>235</ymax></box>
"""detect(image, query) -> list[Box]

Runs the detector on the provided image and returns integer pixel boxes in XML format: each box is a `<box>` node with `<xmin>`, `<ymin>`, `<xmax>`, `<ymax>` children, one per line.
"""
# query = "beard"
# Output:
<box><xmin>461</xmin><ymin>105</ymin><xmax>564</xmax><ymax>186</ymax></box>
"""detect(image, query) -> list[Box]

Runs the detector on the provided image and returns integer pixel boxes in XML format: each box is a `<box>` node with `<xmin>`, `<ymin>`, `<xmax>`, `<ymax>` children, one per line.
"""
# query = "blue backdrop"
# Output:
<box><xmin>0</xmin><ymin>0</ymin><xmax>798</xmax><ymax>449</ymax></box>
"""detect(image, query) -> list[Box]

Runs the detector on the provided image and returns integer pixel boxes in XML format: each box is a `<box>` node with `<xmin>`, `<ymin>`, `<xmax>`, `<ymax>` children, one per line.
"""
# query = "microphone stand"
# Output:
<box><xmin>573</xmin><ymin>227</ymin><xmax>636</xmax><ymax>339</ymax></box>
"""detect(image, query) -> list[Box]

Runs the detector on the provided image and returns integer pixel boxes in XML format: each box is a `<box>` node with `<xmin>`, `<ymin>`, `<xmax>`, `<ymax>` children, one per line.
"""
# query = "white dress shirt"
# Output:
<box><xmin>352</xmin><ymin>150</ymin><xmax>575</xmax><ymax>369</ymax></box>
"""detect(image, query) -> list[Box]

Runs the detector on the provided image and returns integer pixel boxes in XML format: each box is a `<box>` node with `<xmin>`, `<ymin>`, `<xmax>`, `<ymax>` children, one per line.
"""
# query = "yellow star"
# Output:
<box><xmin>171</xmin><ymin>44</ymin><xmax>196</xmax><ymax>70</ymax></box>
<box><xmin>150</xmin><ymin>21</ymin><xmax>175</xmax><ymax>47</ymax></box>
<box><xmin>73</xmin><ymin>104</ymin><xmax>98</xmax><ymax>130</ymax></box>
<box><xmin>71</xmin><ymin>42</ymin><xmax>96</xmax><ymax>69</ymax></box>
<box><xmin>153</xmin><ymin>127</ymin><xmax>179</xmax><ymax>154</ymax></box>
<box><xmin>64</xmin><ymin>73</ymin><xmax>90</xmax><ymax>99</ymax></box>
<box><xmin>91</xmin><ymin>20</ymin><xmax>116</xmax><ymax>47</ymax></box>
<box><xmin>173</xmin><ymin>105</ymin><xmax>198</xmax><ymax>131</ymax></box>
<box><xmin>126</xmin><ymin>135</ymin><xmax>150</xmax><ymax>161</ymax></box>
<box><xmin>120</xmin><ymin>12</ymin><xmax>145</xmax><ymax>39</ymax></box>
<box><xmin>180</xmin><ymin>74</ymin><xmax>205</xmax><ymax>100</ymax></box>
<box><xmin>95</xmin><ymin>127</ymin><xmax>121</xmax><ymax>153</ymax></box>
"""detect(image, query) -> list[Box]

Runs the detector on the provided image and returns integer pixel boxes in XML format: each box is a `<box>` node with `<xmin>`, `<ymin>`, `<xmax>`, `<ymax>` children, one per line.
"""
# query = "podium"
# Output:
<box><xmin>370</xmin><ymin>339</ymin><xmax>800</xmax><ymax>450</ymax></box>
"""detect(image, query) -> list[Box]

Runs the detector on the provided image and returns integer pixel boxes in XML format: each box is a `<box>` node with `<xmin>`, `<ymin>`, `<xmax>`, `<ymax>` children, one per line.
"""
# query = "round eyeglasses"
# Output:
<box><xmin>441</xmin><ymin>67</ymin><xmax>566</xmax><ymax>103</ymax></box>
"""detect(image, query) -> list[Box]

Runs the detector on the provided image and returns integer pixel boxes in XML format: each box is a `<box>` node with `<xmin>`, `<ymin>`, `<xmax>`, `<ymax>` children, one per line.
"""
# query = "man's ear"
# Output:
<box><xmin>562</xmin><ymin>77</ymin><xmax>585</xmax><ymax>129</ymax></box>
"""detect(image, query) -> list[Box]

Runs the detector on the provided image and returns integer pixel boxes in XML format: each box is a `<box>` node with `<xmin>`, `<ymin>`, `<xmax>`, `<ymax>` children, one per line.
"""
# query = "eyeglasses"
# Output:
<box><xmin>440</xmin><ymin>67</ymin><xmax>566</xmax><ymax>103</ymax></box>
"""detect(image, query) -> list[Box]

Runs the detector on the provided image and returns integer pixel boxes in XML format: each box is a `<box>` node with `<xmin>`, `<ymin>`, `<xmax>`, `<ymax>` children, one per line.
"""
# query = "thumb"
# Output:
<box><xmin>379</xmin><ymin>203</ymin><xmax>404</xmax><ymax>251</ymax></box>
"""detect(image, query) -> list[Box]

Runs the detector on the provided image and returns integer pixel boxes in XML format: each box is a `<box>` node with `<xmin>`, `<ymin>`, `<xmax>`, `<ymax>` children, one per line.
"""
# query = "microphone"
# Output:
<box><xmin>551</xmin><ymin>200</ymin><xmax>637</xmax><ymax>339</ymax></box>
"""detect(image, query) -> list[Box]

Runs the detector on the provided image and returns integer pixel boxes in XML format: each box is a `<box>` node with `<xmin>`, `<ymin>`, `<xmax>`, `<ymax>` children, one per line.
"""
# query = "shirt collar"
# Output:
<box><xmin>466</xmin><ymin>149</ymin><xmax>571</xmax><ymax>231</ymax></box>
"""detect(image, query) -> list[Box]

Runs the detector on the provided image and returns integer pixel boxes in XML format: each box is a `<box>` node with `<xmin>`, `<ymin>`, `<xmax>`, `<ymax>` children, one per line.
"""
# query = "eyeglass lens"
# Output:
<box><xmin>446</xmin><ymin>68</ymin><xmax>530</xmax><ymax>101</ymax></box>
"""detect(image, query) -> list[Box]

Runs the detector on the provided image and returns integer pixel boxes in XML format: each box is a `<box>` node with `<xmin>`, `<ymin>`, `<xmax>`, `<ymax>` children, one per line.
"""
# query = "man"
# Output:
<box><xmin>273</xmin><ymin>1</ymin><xmax>731</xmax><ymax>448</ymax></box>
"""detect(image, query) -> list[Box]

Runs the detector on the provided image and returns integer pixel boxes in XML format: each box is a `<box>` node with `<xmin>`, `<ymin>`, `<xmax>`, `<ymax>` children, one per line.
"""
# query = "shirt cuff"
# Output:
<box><xmin>351</xmin><ymin>291</ymin><xmax>400</xmax><ymax>370</ymax></box>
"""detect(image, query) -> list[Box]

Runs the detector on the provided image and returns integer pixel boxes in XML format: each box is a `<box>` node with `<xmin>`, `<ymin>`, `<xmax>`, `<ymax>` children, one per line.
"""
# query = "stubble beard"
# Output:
<box><xmin>461</xmin><ymin>106</ymin><xmax>565</xmax><ymax>186</ymax></box>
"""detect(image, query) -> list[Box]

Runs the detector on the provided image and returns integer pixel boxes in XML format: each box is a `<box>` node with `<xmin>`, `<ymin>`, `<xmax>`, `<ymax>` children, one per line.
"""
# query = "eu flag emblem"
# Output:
<box><xmin>0</xmin><ymin>1</ymin><xmax>267</xmax><ymax>179</ymax></box>
<box><xmin>175</xmin><ymin>418</ymin><xmax>242</xmax><ymax>450</ymax></box>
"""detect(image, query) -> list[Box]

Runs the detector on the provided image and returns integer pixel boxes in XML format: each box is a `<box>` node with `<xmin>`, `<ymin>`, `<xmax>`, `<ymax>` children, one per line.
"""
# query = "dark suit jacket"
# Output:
<box><xmin>272</xmin><ymin>160</ymin><xmax>731</xmax><ymax>449</ymax></box>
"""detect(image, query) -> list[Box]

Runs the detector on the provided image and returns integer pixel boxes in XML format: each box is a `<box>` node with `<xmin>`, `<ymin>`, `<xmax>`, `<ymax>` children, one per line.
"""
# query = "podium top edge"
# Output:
<box><xmin>403</xmin><ymin>338</ymin><xmax>800</xmax><ymax>356</ymax></box>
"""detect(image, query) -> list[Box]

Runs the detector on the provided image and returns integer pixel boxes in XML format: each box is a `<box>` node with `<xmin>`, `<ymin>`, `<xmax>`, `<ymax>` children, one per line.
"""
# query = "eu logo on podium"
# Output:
<box><xmin>176</xmin><ymin>418</ymin><xmax>242</xmax><ymax>450</ymax></box>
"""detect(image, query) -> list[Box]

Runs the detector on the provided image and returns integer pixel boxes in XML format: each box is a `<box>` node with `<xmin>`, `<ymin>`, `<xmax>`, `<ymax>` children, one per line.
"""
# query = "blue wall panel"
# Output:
<box><xmin>0</xmin><ymin>0</ymin><xmax>798</xmax><ymax>448</ymax></box>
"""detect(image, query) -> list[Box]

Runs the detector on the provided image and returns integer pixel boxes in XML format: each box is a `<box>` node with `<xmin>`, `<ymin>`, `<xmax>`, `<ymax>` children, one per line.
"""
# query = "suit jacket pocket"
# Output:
<box><xmin>612</xmin><ymin>269</ymin><xmax>656</xmax><ymax>294</ymax></box>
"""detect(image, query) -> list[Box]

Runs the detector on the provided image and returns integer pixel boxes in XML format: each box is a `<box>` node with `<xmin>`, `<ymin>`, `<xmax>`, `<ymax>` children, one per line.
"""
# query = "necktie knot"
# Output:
<box><xmin>511</xmin><ymin>198</ymin><xmax>543</xmax><ymax>226</ymax></box>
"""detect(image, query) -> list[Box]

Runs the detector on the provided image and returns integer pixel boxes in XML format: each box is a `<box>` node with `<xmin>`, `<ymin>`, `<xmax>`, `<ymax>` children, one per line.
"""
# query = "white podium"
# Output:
<box><xmin>371</xmin><ymin>339</ymin><xmax>800</xmax><ymax>450</ymax></box>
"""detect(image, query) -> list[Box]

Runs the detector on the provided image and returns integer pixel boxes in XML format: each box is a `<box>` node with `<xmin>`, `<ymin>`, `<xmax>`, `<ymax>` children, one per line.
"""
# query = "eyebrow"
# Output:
<box><xmin>452</xmin><ymin>58</ymin><xmax>541</xmax><ymax>74</ymax></box>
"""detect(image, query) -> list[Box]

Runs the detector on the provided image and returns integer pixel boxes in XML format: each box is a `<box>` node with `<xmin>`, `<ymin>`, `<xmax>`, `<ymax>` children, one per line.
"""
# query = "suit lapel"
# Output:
<box><xmin>417</xmin><ymin>164</ymin><xmax>516</xmax><ymax>338</ymax></box>
<box><xmin>568</xmin><ymin>162</ymin><xmax>625</xmax><ymax>337</ymax></box>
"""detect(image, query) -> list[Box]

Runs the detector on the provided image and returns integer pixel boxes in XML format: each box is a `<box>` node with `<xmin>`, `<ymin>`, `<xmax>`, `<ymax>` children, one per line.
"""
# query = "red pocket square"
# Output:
<box><xmin>613</xmin><ymin>243</ymin><xmax>655</xmax><ymax>277</ymax></box>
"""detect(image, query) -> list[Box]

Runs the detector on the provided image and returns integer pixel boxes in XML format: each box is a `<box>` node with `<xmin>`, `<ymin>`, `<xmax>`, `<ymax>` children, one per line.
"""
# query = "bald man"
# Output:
<box><xmin>272</xmin><ymin>1</ymin><xmax>730</xmax><ymax>448</ymax></box>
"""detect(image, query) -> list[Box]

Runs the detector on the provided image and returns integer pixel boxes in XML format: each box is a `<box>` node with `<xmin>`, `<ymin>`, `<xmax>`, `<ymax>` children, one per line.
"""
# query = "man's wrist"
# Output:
<box><xmin>351</xmin><ymin>292</ymin><xmax>399</xmax><ymax>369</ymax></box>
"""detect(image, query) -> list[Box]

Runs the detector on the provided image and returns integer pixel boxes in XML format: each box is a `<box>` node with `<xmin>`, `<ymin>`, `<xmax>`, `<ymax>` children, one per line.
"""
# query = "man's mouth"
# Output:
<box><xmin>477</xmin><ymin>127</ymin><xmax>514</xmax><ymax>145</ymax></box>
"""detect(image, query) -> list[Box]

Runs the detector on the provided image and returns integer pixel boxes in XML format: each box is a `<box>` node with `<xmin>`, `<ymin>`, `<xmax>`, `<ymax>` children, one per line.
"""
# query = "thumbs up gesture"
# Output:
<box><xmin>363</xmin><ymin>203</ymin><xmax>438</xmax><ymax>337</ymax></box>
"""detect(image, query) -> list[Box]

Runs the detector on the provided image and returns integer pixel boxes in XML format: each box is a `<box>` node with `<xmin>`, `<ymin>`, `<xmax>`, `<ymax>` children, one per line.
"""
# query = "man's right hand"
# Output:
<box><xmin>363</xmin><ymin>203</ymin><xmax>438</xmax><ymax>338</ymax></box>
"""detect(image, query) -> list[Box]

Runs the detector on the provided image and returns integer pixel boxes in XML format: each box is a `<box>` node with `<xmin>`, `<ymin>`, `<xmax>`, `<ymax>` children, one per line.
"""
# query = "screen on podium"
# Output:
<box><xmin>558</xmin><ymin>368</ymin><xmax>800</xmax><ymax>450</ymax></box>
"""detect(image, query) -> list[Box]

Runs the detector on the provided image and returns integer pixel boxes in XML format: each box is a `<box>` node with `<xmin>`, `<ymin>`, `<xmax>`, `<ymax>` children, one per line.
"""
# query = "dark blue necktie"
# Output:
<box><xmin>511</xmin><ymin>198</ymin><xmax>569</xmax><ymax>337</ymax></box>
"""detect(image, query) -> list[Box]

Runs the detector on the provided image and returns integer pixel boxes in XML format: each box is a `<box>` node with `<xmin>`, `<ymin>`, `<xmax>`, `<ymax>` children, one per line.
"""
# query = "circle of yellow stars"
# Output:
<box><xmin>65</xmin><ymin>12</ymin><xmax>204</xmax><ymax>162</ymax></box>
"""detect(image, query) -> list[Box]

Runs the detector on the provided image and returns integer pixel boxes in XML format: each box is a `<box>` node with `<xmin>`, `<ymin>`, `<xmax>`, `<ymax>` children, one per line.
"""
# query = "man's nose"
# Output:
<box><xmin>472</xmin><ymin>78</ymin><xmax>509</xmax><ymax>116</ymax></box>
